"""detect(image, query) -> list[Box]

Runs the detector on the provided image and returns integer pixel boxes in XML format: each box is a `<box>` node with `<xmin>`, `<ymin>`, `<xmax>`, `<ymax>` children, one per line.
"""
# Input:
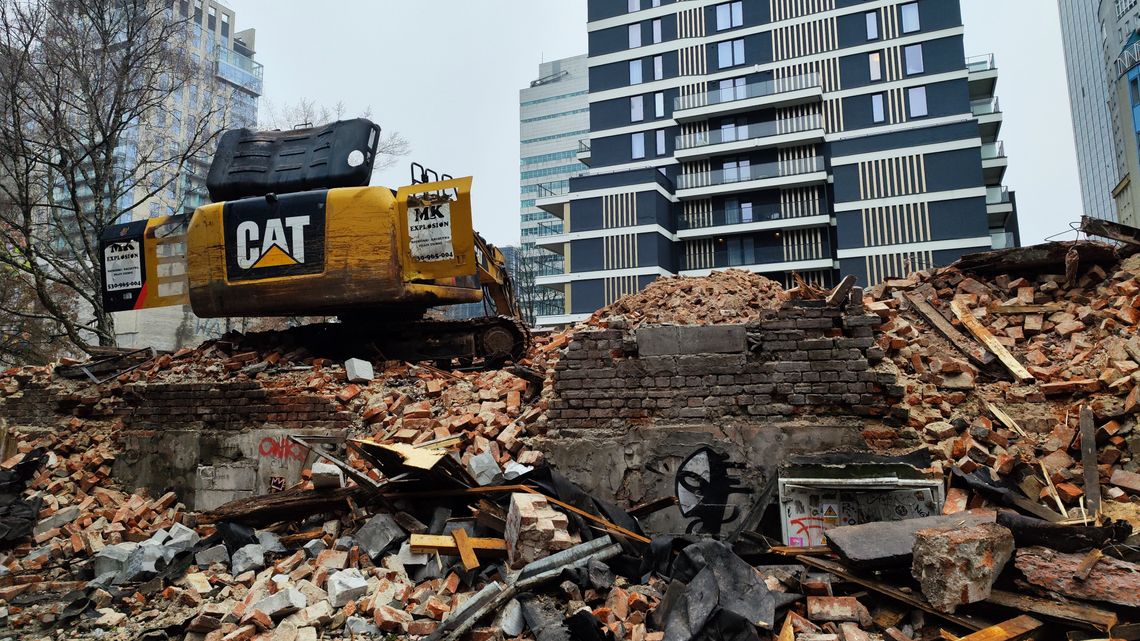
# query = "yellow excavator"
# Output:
<box><xmin>100</xmin><ymin>119</ymin><xmax>530</xmax><ymax>367</ymax></box>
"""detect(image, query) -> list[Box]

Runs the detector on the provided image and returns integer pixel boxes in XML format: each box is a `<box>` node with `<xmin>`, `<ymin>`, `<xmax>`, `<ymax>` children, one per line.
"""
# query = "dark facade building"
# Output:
<box><xmin>534</xmin><ymin>0</ymin><xmax>1017</xmax><ymax>325</ymax></box>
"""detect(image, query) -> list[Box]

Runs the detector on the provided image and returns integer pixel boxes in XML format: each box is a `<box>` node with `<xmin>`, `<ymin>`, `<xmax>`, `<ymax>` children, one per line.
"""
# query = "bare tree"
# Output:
<box><xmin>513</xmin><ymin>243</ymin><xmax>565</xmax><ymax>326</ymax></box>
<box><xmin>0</xmin><ymin>0</ymin><xmax>232</xmax><ymax>355</ymax></box>
<box><xmin>260</xmin><ymin>98</ymin><xmax>411</xmax><ymax>171</ymax></box>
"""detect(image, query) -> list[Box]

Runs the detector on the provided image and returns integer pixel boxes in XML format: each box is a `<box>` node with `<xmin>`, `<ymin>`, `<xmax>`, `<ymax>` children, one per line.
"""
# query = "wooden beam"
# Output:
<box><xmin>628</xmin><ymin>496</ymin><xmax>678</xmax><ymax>518</ymax></box>
<box><xmin>777</xmin><ymin>609</ymin><xmax>796</xmax><ymax>641</ymax></box>
<box><xmin>451</xmin><ymin>528</ymin><xmax>481</xmax><ymax>571</ymax></box>
<box><xmin>826</xmin><ymin>275</ymin><xmax>857</xmax><ymax>307</ymax></box>
<box><xmin>986</xmin><ymin>590</ymin><xmax>1115</xmax><ymax>629</ymax></box>
<box><xmin>949</xmin><ymin>300</ymin><xmax>1035</xmax><ymax>384</ymax></box>
<box><xmin>1079</xmin><ymin>406</ymin><xmax>1102</xmax><ymax>515</ymax></box>
<box><xmin>904</xmin><ymin>293</ymin><xmax>993</xmax><ymax>368</ymax></box>
<box><xmin>954</xmin><ymin>241</ymin><xmax>1117</xmax><ymax>274</ymax></box>
<box><xmin>409</xmin><ymin>533</ymin><xmax>507</xmax><ymax>559</ymax></box>
<box><xmin>1075</xmin><ymin>548</ymin><xmax>1103</xmax><ymax>582</ymax></box>
<box><xmin>955</xmin><ymin>616</ymin><xmax>1042</xmax><ymax>641</ymax></box>
<box><xmin>1081</xmin><ymin>215</ymin><xmax>1140</xmax><ymax>247</ymax></box>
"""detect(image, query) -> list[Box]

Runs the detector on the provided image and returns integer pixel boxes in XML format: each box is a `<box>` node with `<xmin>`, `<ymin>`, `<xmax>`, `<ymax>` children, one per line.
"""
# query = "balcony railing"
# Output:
<box><xmin>986</xmin><ymin>186</ymin><xmax>1010</xmax><ymax>205</ymax></box>
<box><xmin>677</xmin><ymin>199</ymin><xmax>827</xmax><ymax>230</ymax></box>
<box><xmin>677</xmin><ymin>156</ymin><xmax>825</xmax><ymax>190</ymax></box>
<box><xmin>674</xmin><ymin>73</ymin><xmax>821</xmax><ymax>112</ymax></box>
<box><xmin>981</xmin><ymin>141</ymin><xmax>1006</xmax><ymax>160</ymax></box>
<box><xmin>578</xmin><ymin>139</ymin><xmax>591</xmax><ymax>154</ymax></box>
<box><xmin>971</xmin><ymin>97</ymin><xmax>1001</xmax><ymax>116</ymax></box>
<box><xmin>966</xmin><ymin>54</ymin><xmax>995</xmax><ymax>73</ymax></box>
<box><xmin>676</xmin><ymin>114</ymin><xmax>823</xmax><ymax>151</ymax></box>
<box><xmin>533</xmin><ymin>220</ymin><xmax>564</xmax><ymax>238</ymax></box>
<box><xmin>216</xmin><ymin>48</ymin><xmax>264</xmax><ymax>95</ymax></box>
<box><xmin>534</xmin><ymin>179</ymin><xmax>571</xmax><ymax>198</ymax></box>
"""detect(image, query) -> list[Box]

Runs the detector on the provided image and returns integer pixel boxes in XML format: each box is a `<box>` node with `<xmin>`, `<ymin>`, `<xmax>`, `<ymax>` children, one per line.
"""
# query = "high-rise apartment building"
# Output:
<box><xmin>1058</xmin><ymin>0</ymin><xmax>1120</xmax><ymax>222</ymax></box>
<box><xmin>533</xmin><ymin>0</ymin><xmax>1018</xmax><ymax>326</ymax></box>
<box><xmin>518</xmin><ymin>56</ymin><xmax>589</xmax><ymax>325</ymax></box>
<box><xmin>114</xmin><ymin>0</ymin><xmax>263</xmax><ymax>348</ymax></box>
<box><xmin>1105</xmin><ymin>0</ymin><xmax>1140</xmax><ymax>228</ymax></box>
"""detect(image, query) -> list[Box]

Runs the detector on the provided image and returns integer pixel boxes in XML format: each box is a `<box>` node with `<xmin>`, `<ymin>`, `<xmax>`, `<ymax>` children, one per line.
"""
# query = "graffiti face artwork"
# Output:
<box><xmin>674</xmin><ymin>446</ymin><xmax>751</xmax><ymax>535</ymax></box>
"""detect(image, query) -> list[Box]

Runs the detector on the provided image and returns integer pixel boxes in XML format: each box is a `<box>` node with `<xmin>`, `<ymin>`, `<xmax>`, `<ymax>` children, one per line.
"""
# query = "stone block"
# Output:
<box><xmin>195</xmin><ymin>544</ymin><xmax>230</xmax><ymax>567</ymax></box>
<box><xmin>327</xmin><ymin>569</ymin><xmax>368</xmax><ymax>608</ymax></box>
<box><xmin>309</xmin><ymin>460</ymin><xmax>344</xmax><ymax>489</ymax></box>
<box><xmin>467</xmin><ymin>450</ymin><xmax>502</xmax><ymax>486</ymax></box>
<box><xmin>344</xmin><ymin>358</ymin><xmax>374</xmax><ymax>383</ymax></box>
<box><xmin>826</xmin><ymin>511</ymin><xmax>996</xmax><ymax>570</ymax></box>
<box><xmin>911</xmin><ymin>523</ymin><xmax>1014</xmax><ymax>613</ymax></box>
<box><xmin>252</xmin><ymin>588</ymin><xmax>306</xmax><ymax>620</ymax></box>
<box><xmin>231</xmin><ymin>544</ymin><xmax>266</xmax><ymax>575</ymax></box>
<box><xmin>354</xmin><ymin>513</ymin><xmax>407</xmax><ymax>560</ymax></box>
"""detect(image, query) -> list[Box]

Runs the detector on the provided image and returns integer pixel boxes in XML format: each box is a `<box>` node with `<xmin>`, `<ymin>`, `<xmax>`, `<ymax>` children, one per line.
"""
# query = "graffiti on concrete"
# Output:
<box><xmin>674</xmin><ymin>446</ymin><xmax>750</xmax><ymax>535</ymax></box>
<box><xmin>258</xmin><ymin>436</ymin><xmax>306</xmax><ymax>462</ymax></box>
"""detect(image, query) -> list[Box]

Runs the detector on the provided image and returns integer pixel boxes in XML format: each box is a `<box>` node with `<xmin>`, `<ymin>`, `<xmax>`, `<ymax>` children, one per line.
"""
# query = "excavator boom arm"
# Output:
<box><xmin>473</xmin><ymin>233</ymin><xmax>521</xmax><ymax>320</ymax></box>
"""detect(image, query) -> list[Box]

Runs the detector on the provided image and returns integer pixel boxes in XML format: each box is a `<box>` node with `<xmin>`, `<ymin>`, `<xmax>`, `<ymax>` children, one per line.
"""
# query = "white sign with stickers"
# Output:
<box><xmin>408</xmin><ymin>203</ymin><xmax>455</xmax><ymax>262</ymax></box>
<box><xmin>104</xmin><ymin>240</ymin><xmax>143</xmax><ymax>292</ymax></box>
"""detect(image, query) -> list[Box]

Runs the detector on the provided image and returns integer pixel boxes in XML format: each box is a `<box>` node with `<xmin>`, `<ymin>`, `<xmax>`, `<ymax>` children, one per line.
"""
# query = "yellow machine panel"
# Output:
<box><xmin>185</xmin><ymin>180</ymin><xmax>482</xmax><ymax>318</ymax></box>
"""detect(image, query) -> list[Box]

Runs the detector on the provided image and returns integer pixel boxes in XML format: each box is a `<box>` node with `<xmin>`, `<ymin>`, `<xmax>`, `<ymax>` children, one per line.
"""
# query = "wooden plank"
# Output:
<box><xmin>986</xmin><ymin>590</ymin><xmax>1115</xmax><ymax>629</ymax></box>
<box><xmin>628</xmin><ymin>496</ymin><xmax>678</xmax><ymax>518</ymax></box>
<box><xmin>956</xmin><ymin>616</ymin><xmax>1042</xmax><ymax>641</ymax></box>
<box><xmin>1081</xmin><ymin>215</ymin><xmax>1140</xmax><ymax>247</ymax></box>
<box><xmin>777</xmin><ymin>609</ymin><xmax>796</xmax><ymax>641</ymax></box>
<box><xmin>826</xmin><ymin>275</ymin><xmax>857</xmax><ymax>307</ymax></box>
<box><xmin>1079</xmin><ymin>406</ymin><xmax>1102</xmax><ymax>515</ymax></box>
<box><xmin>949</xmin><ymin>299</ymin><xmax>1035</xmax><ymax>384</ymax></box>
<box><xmin>986</xmin><ymin>303</ymin><xmax>1066</xmax><ymax>315</ymax></box>
<box><xmin>1039</xmin><ymin>461</ymin><xmax>1069</xmax><ymax>517</ymax></box>
<box><xmin>409</xmin><ymin>533</ymin><xmax>507</xmax><ymax>559</ymax></box>
<box><xmin>904</xmin><ymin>292</ymin><xmax>993</xmax><ymax>368</ymax></box>
<box><xmin>982</xmin><ymin>400</ymin><xmax>1030</xmax><ymax>440</ymax></box>
<box><xmin>451</xmin><ymin>529</ymin><xmax>481</xmax><ymax>571</ymax></box>
<box><xmin>793</xmin><ymin>555</ymin><xmax>990</xmax><ymax>632</ymax></box>
<box><xmin>1075</xmin><ymin>548</ymin><xmax>1103</xmax><ymax>582</ymax></box>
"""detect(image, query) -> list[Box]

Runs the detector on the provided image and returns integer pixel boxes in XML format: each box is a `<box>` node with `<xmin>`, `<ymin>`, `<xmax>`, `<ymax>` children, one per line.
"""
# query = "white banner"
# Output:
<box><xmin>408</xmin><ymin>202</ymin><xmax>455</xmax><ymax>262</ymax></box>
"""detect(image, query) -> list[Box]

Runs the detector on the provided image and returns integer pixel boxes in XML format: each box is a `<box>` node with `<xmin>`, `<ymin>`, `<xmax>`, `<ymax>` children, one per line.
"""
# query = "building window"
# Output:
<box><xmin>655</xmin><ymin>92</ymin><xmax>665</xmax><ymax>117</ymax></box>
<box><xmin>901</xmin><ymin>3</ymin><xmax>920</xmax><ymax>33</ymax></box>
<box><xmin>632</xmin><ymin>132</ymin><xmax>646</xmax><ymax>159</ymax></box>
<box><xmin>654</xmin><ymin>55</ymin><xmax>664</xmax><ymax>80</ymax></box>
<box><xmin>716</xmin><ymin>2</ymin><xmax>743</xmax><ymax>31</ymax></box>
<box><xmin>653</xmin><ymin>19</ymin><xmax>662</xmax><ymax>43</ymax></box>
<box><xmin>1131</xmin><ymin>77</ymin><xmax>1140</xmax><ymax>105</ymax></box>
<box><xmin>869</xmin><ymin>52</ymin><xmax>883</xmax><ymax>81</ymax></box>
<box><xmin>722</xmin><ymin>158</ymin><xmax>750</xmax><ymax>182</ymax></box>
<box><xmin>718</xmin><ymin>39</ymin><xmax>745</xmax><ymax>69</ymax></box>
<box><xmin>629</xmin><ymin>0</ymin><xmax>640</xmax><ymax>12</ymax></box>
<box><xmin>904</xmin><ymin>44</ymin><xmax>924</xmax><ymax>75</ymax></box>
<box><xmin>908</xmin><ymin>86</ymin><xmax>928</xmax><ymax>117</ymax></box>
<box><xmin>631</xmin><ymin>96</ymin><xmax>645</xmax><ymax>122</ymax></box>
<box><xmin>719</xmin><ymin>77</ymin><xmax>746</xmax><ymax>102</ymax></box>
<box><xmin>630</xmin><ymin>60</ymin><xmax>643</xmax><ymax>85</ymax></box>
<box><xmin>872</xmin><ymin>93</ymin><xmax>885</xmax><ymax>123</ymax></box>
<box><xmin>726</xmin><ymin>198</ymin><xmax>753</xmax><ymax>224</ymax></box>
<box><xmin>629</xmin><ymin>23</ymin><xmax>642</xmax><ymax>48</ymax></box>
<box><xmin>866</xmin><ymin>12</ymin><xmax>879</xmax><ymax>40</ymax></box>
<box><xmin>656</xmin><ymin>129</ymin><xmax>666</xmax><ymax>155</ymax></box>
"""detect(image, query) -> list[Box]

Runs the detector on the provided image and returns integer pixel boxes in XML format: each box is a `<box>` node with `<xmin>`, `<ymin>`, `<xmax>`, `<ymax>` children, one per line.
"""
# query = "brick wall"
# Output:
<box><xmin>1</xmin><ymin>378</ymin><xmax>351</xmax><ymax>431</ymax></box>
<box><xmin>546</xmin><ymin>298</ymin><xmax>905</xmax><ymax>430</ymax></box>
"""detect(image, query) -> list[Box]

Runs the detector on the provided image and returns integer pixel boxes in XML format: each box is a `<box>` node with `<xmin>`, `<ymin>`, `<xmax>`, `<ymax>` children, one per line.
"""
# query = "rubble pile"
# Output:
<box><xmin>584</xmin><ymin>268</ymin><xmax>786</xmax><ymax>328</ymax></box>
<box><xmin>0</xmin><ymin>241</ymin><xmax>1137</xmax><ymax>641</ymax></box>
<box><xmin>866</xmin><ymin>243</ymin><xmax>1140</xmax><ymax>520</ymax></box>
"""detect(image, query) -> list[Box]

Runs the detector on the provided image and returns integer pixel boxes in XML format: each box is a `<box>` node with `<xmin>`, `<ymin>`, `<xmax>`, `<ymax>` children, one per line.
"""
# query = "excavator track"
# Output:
<box><xmin>228</xmin><ymin>316</ymin><xmax>532</xmax><ymax>370</ymax></box>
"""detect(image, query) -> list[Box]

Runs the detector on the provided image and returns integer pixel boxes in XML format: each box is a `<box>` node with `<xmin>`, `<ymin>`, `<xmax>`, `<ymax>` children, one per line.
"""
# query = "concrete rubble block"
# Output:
<box><xmin>805</xmin><ymin>597</ymin><xmax>873</xmax><ymax>627</ymax></box>
<box><xmin>302</xmin><ymin>539</ymin><xmax>327</xmax><ymax>559</ymax></box>
<box><xmin>344</xmin><ymin>358</ymin><xmax>374</xmax><ymax>383</ymax></box>
<box><xmin>93</xmin><ymin>542</ymin><xmax>138</xmax><ymax>578</ymax></box>
<box><xmin>346</xmin><ymin>614</ymin><xmax>381</xmax><ymax>636</ymax></box>
<box><xmin>33</xmin><ymin>505</ymin><xmax>79</xmax><ymax>536</ymax></box>
<box><xmin>466</xmin><ymin>450</ymin><xmax>502</xmax><ymax>486</ymax></box>
<box><xmin>196</xmin><ymin>544</ymin><xmax>230</xmax><ymax>567</ymax></box>
<box><xmin>295</xmin><ymin>627</ymin><xmax>318</xmax><ymax>641</ymax></box>
<box><xmin>327</xmin><ymin>568</ymin><xmax>369</xmax><ymax>608</ymax></box>
<box><xmin>911</xmin><ymin>523</ymin><xmax>1014</xmax><ymax>613</ymax></box>
<box><xmin>252</xmin><ymin>588</ymin><xmax>307</xmax><ymax>620</ymax></box>
<box><xmin>116</xmin><ymin>541</ymin><xmax>167</xmax><ymax>583</ymax></box>
<box><xmin>354</xmin><ymin>513</ymin><xmax>407</xmax><ymax>560</ymax></box>
<box><xmin>310</xmin><ymin>460</ymin><xmax>344</xmax><ymax>489</ymax></box>
<box><xmin>504</xmin><ymin>493</ymin><xmax>579</xmax><ymax>569</ymax></box>
<box><xmin>231</xmin><ymin>543</ymin><xmax>267</xmax><ymax>575</ymax></box>
<box><xmin>257</xmin><ymin>530</ymin><xmax>287</xmax><ymax>554</ymax></box>
<box><xmin>1014</xmin><ymin>546</ymin><xmax>1140</xmax><ymax>608</ymax></box>
<box><xmin>166</xmin><ymin>522</ymin><xmax>201</xmax><ymax>554</ymax></box>
<box><xmin>373</xmin><ymin>603</ymin><xmax>414</xmax><ymax>632</ymax></box>
<box><xmin>825</xmin><ymin>511</ymin><xmax>996</xmax><ymax>570</ymax></box>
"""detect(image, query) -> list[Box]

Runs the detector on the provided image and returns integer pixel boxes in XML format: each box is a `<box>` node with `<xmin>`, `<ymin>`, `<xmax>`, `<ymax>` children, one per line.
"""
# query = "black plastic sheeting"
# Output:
<box><xmin>0</xmin><ymin>448</ymin><xmax>47</xmax><ymax>549</ymax></box>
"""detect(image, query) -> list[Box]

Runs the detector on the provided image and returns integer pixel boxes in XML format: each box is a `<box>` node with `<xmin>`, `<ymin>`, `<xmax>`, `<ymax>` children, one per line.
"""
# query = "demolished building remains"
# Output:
<box><xmin>0</xmin><ymin>240</ymin><xmax>1138</xmax><ymax>641</ymax></box>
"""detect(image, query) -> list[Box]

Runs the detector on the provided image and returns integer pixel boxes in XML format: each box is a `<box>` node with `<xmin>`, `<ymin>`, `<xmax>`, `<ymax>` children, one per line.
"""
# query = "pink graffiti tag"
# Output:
<box><xmin>258</xmin><ymin>436</ymin><xmax>306</xmax><ymax>462</ymax></box>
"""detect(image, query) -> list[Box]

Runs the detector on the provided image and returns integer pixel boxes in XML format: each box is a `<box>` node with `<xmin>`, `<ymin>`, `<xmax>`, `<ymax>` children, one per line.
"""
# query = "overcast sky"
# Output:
<box><xmin>228</xmin><ymin>0</ymin><xmax>1082</xmax><ymax>248</ymax></box>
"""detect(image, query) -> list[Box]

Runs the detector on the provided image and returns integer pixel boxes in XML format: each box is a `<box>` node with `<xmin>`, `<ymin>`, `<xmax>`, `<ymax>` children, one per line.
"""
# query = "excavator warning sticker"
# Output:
<box><xmin>408</xmin><ymin>203</ymin><xmax>455</xmax><ymax>262</ymax></box>
<box><xmin>104</xmin><ymin>240</ymin><xmax>143</xmax><ymax>292</ymax></box>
